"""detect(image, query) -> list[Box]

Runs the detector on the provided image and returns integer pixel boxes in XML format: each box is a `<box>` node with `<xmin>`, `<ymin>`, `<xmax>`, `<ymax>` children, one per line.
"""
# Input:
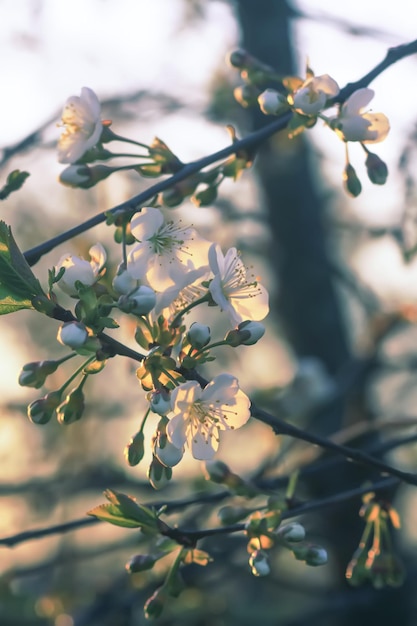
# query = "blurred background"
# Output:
<box><xmin>1</xmin><ymin>0</ymin><xmax>417</xmax><ymax>624</ymax></box>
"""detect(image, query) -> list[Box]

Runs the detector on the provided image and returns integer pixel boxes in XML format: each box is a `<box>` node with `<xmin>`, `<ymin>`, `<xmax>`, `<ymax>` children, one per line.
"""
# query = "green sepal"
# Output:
<box><xmin>287</xmin><ymin>112</ymin><xmax>315</xmax><ymax>139</ymax></box>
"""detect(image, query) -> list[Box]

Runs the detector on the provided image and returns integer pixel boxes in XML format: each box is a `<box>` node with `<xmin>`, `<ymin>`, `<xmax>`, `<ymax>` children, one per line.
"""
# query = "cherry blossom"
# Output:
<box><xmin>167</xmin><ymin>374</ymin><xmax>251</xmax><ymax>460</ymax></box>
<box><xmin>208</xmin><ymin>244</ymin><xmax>269</xmax><ymax>326</ymax></box>
<box><xmin>289</xmin><ymin>74</ymin><xmax>339</xmax><ymax>116</ymax></box>
<box><xmin>331</xmin><ymin>88</ymin><xmax>390</xmax><ymax>143</ymax></box>
<box><xmin>55</xmin><ymin>243</ymin><xmax>106</xmax><ymax>296</ymax></box>
<box><xmin>127</xmin><ymin>207</ymin><xmax>211</xmax><ymax>292</ymax></box>
<box><xmin>58</xmin><ymin>87</ymin><xmax>103</xmax><ymax>163</ymax></box>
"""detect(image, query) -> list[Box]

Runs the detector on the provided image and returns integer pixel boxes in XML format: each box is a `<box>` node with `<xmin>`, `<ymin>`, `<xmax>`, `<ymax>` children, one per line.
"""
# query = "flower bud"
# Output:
<box><xmin>112</xmin><ymin>265</ymin><xmax>138</xmax><ymax>295</ymax></box>
<box><xmin>226</xmin><ymin>49</ymin><xmax>249</xmax><ymax>68</ymax></box>
<box><xmin>27</xmin><ymin>390</ymin><xmax>62</xmax><ymax>424</ymax></box>
<box><xmin>59</xmin><ymin>165</ymin><xmax>91</xmax><ymax>188</ymax></box>
<box><xmin>304</xmin><ymin>544</ymin><xmax>328</xmax><ymax>566</ymax></box>
<box><xmin>258</xmin><ymin>89</ymin><xmax>288</xmax><ymax>116</ymax></box>
<box><xmin>277</xmin><ymin>522</ymin><xmax>306</xmax><ymax>543</ymax></box>
<box><xmin>226</xmin><ymin>320</ymin><xmax>266</xmax><ymax>347</ymax></box>
<box><xmin>149</xmin><ymin>390</ymin><xmax>171</xmax><ymax>416</ymax></box>
<box><xmin>343</xmin><ymin>163</ymin><xmax>362</xmax><ymax>197</ymax></box>
<box><xmin>148</xmin><ymin>456</ymin><xmax>172</xmax><ymax>490</ymax></box>
<box><xmin>18</xmin><ymin>360</ymin><xmax>60</xmax><ymax>389</ymax></box>
<box><xmin>59</xmin><ymin>164</ymin><xmax>115</xmax><ymax>189</ymax></box>
<box><xmin>126</xmin><ymin>553</ymin><xmax>157</xmax><ymax>573</ymax></box>
<box><xmin>365</xmin><ymin>152</ymin><xmax>388</xmax><ymax>185</ymax></box>
<box><xmin>187</xmin><ymin>322</ymin><xmax>211</xmax><ymax>349</ymax></box>
<box><xmin>154</xmin><ymin>436</ymin><xmax>184</xmax><ymax>468</ymax></box>
<box><xmin>124</xmin><ymin>430</ymin><xmax>145</xmax><ymax>466</ymax></box>
<box><xmin>249</xmin><ymin>550</ymin><xmax>270</xmax><ymax>577</ymax></box>
<box><xmin>56</xmin><ymin>386</ymin><xmax>85</xmax><ymax>424</ymax></box>
<box><xmin>57</xmin><ymin>321</ymin><xmax>88</xmax><ymax>349</ymax></box>
<box><xmin>118</xmin><ymin>285</ymin><xmax>156</xmax><ymax>316</ymax></box>
<box><xmin>191</xmin><ymin>185</ymin><xmax>218</xmax><ymax>207</ymax></box>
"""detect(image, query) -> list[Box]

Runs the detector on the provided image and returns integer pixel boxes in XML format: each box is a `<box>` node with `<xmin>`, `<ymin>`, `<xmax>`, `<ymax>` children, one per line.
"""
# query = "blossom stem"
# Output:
<box><xmin>103</xmin><ymin>131</ymin><xmax>151</xmax><ymax>151</ymax></box>
<box><xmin>57</xmin><ymin>356</ymin><xmax>95</xmax><ymax>395</ymax></box>
<box><xmin>192</xmin><ymin>339</ymin><xmax>229</xmax><ymax>358</ymax></box>
<box><xmin>170</xmin><ymin>293</ymin><xmax>211</xmax><ymax>328</ymax></box>
<box><xmin>139</xmin><ymin>406</ymin><xmax>151</xmax><ymax>433</ymax></box>
<box><xmin>160</xmin><ymin>367</ymin><xmax>180</xmax><ymax>387</ymax></box>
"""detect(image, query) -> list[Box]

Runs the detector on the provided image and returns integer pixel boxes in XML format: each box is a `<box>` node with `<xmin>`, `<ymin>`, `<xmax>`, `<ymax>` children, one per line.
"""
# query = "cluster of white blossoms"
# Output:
<box><xmin>53</xmin><ymin>205</ymin><xmax>268</xmax><ymax>464</ymax></box>
<box><xmin>258</xmin><ymin>73</ymin><xmax>390</xmax><ymax>144</ymax></box>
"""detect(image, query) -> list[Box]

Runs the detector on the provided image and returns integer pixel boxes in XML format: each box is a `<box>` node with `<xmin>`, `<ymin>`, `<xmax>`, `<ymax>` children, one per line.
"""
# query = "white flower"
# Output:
<box><xmin>289</xmin><ymin>74</ymin><xmax>339</xmax><ymax>116</ymax></box>
<box><xmin>56</xmin><ymin>243</ymin><xmax>106</xmax><ymax>296</ymax></box>
<box><xmin>58</xmin><ymin>87</ymin><xmax>102</xmax><ymax>164</ymax></box>
<box><xmin>152</xmin><ymin>266</ymin><xmax>209</xmax><ymax>319</ymax></box>
<box><xmin>209</xmin><ymin>244</ymin><xmax>269</xmax><ymax>326</ymax></box>
<box><xmin>167</xmin><ymin>374</ymin><xmax>251</xmax><ymax>461</ymax></box>
<box><xmin>127</xmin><ymin>207</ymin><xmax>211</xmax><ymax>292</ymax></box>
<box><xmin>332</xmin><ymin>88</ymin><xmax>390</xmax><ymax>143</ymax></box>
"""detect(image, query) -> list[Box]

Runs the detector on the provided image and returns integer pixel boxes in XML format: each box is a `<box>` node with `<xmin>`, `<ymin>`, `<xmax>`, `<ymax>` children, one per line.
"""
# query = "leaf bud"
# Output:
<box><xmin>126</xmin><ymin>553</ymin><xmax>157</xmax><ymax>573</ymax></box>
<box><xmin>27</xmin><ymin>390</ymin><xmax>62</xmax><ymax>424</ymax></box>
<box><xmin>365</xmin><ymin>152</ymin><xmax>388</xmax><ymax>185</ymax></box>
<box><xmin>56</xmin><ymin>386</ymin><xmax>85</xmax><ymax>425</ymax></box>
<box><xmin>19</xmin><ymin>360</ymin><xmax>60</xmax><ymax>389</ymax></box>
<box><xmin>124</xmin><ymin>430</ymin><xmax>145</xmax><ymax>466</ymax></box>
<box><xmin>187</xmin><ymin>322</ymin><xmax>211</xmax><ymax>349</ymax></box>
<box><xmin>343</xmin><ymin>163</ymin><xmax>362</xmax><ymax>197</ymax></box>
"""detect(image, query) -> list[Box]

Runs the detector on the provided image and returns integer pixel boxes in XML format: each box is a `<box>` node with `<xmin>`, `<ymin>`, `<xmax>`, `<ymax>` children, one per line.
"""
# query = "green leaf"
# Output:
<box><xmin>87</xmin><ymin>503</ymin><xmax>144</xmax><ymax>528</ymax></box>
<box><xmin>0</xmin><ymin>170</ymin><xmax>30</xmax><ymax>200</ymax></box>
<box><xmin>0</xmin><ymin>284</ymin><xmax>33</xmax><ymax>314</ymax></box>
<box><xmin>0</xmin><ymin>221</ymin><xmax>44</xmax><ymax>295</ymax></box>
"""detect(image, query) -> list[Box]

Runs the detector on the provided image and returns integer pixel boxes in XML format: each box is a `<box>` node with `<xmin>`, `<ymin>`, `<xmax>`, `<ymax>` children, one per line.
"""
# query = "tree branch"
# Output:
<box><xmin>22</xmin><ymin>38</ymin><xmax>417</xmax><ymax>267</ymax></box>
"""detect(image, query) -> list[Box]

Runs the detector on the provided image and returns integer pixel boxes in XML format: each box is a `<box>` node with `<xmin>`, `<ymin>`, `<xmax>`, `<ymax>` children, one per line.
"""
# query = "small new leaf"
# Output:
<box><xmin>0</xmin><ymin>170</ymin><xmax>30</xmax><ymax>201</ymax></box>
<box><xmin>88</xmin><ymin>489</ymin><xmax>159</xmax><ymax>533</ymax></box>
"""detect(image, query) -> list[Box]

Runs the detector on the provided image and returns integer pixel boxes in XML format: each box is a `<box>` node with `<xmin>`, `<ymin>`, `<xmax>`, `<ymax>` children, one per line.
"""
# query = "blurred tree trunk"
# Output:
<box><xmin>233</xmin><ymin>1</ymin><xmax>410</xmax><ymax>625</ymax></box>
